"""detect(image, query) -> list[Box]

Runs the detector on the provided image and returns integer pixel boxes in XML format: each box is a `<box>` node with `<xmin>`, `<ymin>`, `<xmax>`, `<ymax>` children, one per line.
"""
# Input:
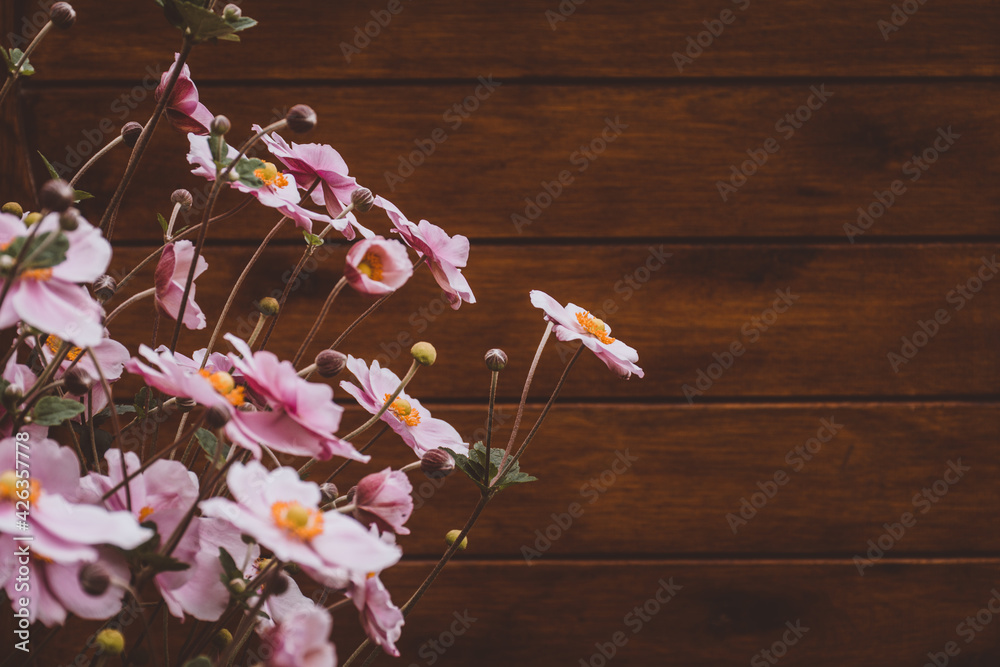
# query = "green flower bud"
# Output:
<box><xmin>2</xmin><ymin>202</ymin><xmax>23</xmax><ymax>217</ymax></box>
<box><xmin>257</xmin><ymin>297</ymin><xmax>280</xmax><ymax>316</ymax></box>
<box><xmin>212</xmin><ymin>628</ymin><xmax>233</xmax><ymax>650</ymax></box>
<box><xmin>95</xmin><ymin>628</ymin><xmax>125</xmax><ymax>655</ymax></box>
<box><xmin>228</xmin><ymin>578</ymin><xmax>246</xmax><ymax>594</ymax></box>
<box><xmin>445</xmin><ymin>529</ymin><xmax>467</xmax><ymax>550</ymax></box>
<box><xmin>411</xmin><ymin>341</ymin><xmax>437</xmax><ymax>366</ymax></box>
<box><xmin>210</xmin><ymin>115</ymin><xmax>231</xmax><ymax>135</ymax></box>
<box><xmin>485</xmin><ymin>348</ymin><xmax>507</xmax><ymax>371</ymax></box>
<box><xmin>24</xmin><ymin>212</ymin><xmax>42</xmax><ymax>226</ymax></box>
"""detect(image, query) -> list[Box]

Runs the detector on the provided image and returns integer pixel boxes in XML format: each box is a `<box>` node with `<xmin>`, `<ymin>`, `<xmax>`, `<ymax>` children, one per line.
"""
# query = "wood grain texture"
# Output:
<box><xmin>17</xmin><ymin>83</ymin><xmax>1000</xmax><ymax>240</ymax></box>
<box><xmin>106</xmin><ymin>243</ymin><xmax>1000</xmax><ymax>400</ymax></box>
<box><xmin>18</xmin><ymin>0</ymin><xmax>1000</xmax><ymax>80</ymax></box>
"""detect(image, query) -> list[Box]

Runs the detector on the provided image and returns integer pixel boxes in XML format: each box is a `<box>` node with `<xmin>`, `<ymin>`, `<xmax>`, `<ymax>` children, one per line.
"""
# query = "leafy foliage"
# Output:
<box><xmin>445</xmin><ymin>442</ymin><xmax>538</xmax><ymax>493</ymax></box>
<box><xmin>155</xmin><ymin>0</ymin><xmax>257</xmax><ymax>43</ymax></box>
<box><xmin>32</xmin><ymin>396</ymin><xmax>85</xmax><ymax>426</ymax></box>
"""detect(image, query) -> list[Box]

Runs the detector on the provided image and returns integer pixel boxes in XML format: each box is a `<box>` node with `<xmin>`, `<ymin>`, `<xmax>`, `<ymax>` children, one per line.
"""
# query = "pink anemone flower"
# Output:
<box><xmin>154</xmin><ymin>240</ymin><xmax>208</xmax><ymax>330</ymax></box>
<box><xmin>344</xmin><ymin>237</ymin><xmax>413</xmax><ymax>296</ymax></box>
<box><xmin>340</xmin><ymin>356</ymin><xmax>469</xmax><ymax>457</ymax></box>
<box><xmin>261</xmin><ymin>602</ymin><xmax>336</xmax><ymax>667</ymax></box>
<box><xmin>352</xmin><ymin>468</ymin><xmax>413</xmax><ymax>535</ymax></box>
<box><xmin>529</xmin><ymin>290</ymin><xmax>644</xmax><ymax>379</ymax></box>
<box><xmin>156</xmin><ymin>54</ymin><xmax>214</xmax><ymax>135</ymax></box>
<box><xmin>199</xmin><ymin>462</ymin><xmax>401</xmax><ymax>587</ymax></box>
<box><xmin>187</xmin><ymin>134</ymin><xmax>347</xmax><ymax>235</ymax></box>
<box><xmin>27</xmin><ymin>329</ymin><xmax>129</xmax><ymax>416</ymax></box>
<box><xmin>377</xmin><ymin>196</ymin><xmax>475</xmax><ymax>309</ymax></box>
<box><xmin>347</xmin><ymin>570</ymin><xmax>404</xmax><ymax>657</ymax></box>
<box><xmin>0</xmin><ymin>212</ymin><xmax>109</xmax><ymax>348</ymax></box>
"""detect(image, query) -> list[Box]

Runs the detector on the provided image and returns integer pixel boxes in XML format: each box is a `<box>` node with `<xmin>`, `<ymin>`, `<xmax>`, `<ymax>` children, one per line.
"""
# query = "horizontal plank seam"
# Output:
<box><xmin>344</xmin><ymin>399</ymin><xmax>1000</xmax><ymax>410</ymax></box>
<box><xmin>356</xmin><ymin>396</ymin><xmax>1000</xmax><ymax>407</ymax></box>
<box><xmin>393</xmin><ymin>556</ymin><xmax>1000</xmax><ymax>565</ymax></box>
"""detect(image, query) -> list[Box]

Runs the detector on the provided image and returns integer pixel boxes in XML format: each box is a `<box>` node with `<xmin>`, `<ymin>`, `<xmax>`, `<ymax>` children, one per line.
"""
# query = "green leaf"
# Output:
<box><xmin>157</xmin><ymin>212</ymin><xmax>169</xmax><ymax>234</ymax></box>
<box><xmin>38</xmin><ymin>151</ymin><xmax>61</xmax><ymax>181</ymax></box>
<box><xmin>303</xmin><ymin>231</ymin><xmax>324</xmax><ymax>247</ymax></box>
<box><xmin>195</xmin><ymin>428</ymin><xmax>229</xmax><ymax>466</ymax></box>
<box><xmin>8</xmin><ymin>49</ymin><xmax>34</xmax><ymax>76</ymax></box>
<box><xmin>4</xmin><ymin>231</ymin><xmax>71</xmax><ymax>272</ymax></box>
<box><xmin>232</xmin><ymin>156</ymin><xmax>265</xmax><ymax>188</ymax></box>
<box><xmin>32</xmin><ymin>396</ymin><xmax>85</xmax><ymax>426</ymax></box>
<box><xmin>170</xmin><ymin>0</ymin><xmax>256</xmax><ymax>43</ymax></box>
<box><xmin>445</xmin><ymin>442</ymin><xmax>537</xmax><ymax>494</ymax></box>
<box><xmin>218</xmin><ymin>546</ymin><xmax>241</xmax><ymax>580</ymax></box>
<box><xmin>72</xmin><ymin>189</ymin><xmax>93</xmax><ymax>203</ymax></box>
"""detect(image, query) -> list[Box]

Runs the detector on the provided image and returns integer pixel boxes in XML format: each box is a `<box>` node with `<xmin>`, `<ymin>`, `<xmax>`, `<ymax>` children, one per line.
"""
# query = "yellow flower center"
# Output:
<box><xmin>576</xmin><ymin>311</ymin><xmax>615</xmax><ymax>345</ymax></box>
<box><xmin>271</xmin><ymin>501</ymin><xmax>324</xmax><ymax>541</ymax></box>
<box><xmin>20</xmin><ymin>268</ymin><xmax>53</xmax><ymax>282</ymax></box>
<box><xmin>0</xmin><ymin>470</ymin><xmax>40</xmax><ymax>504</ymax></box>
<box><xmin>198</xmin><ymin>370</ymin><xmax>244</xmax><ymax>406</ymax></box>
<box><xmin>138</xmin><ymin>506</ymin><xmax>155</xmax><ymax>522</ymax></box>
<box><xmin>253</xmin><ymin>162</ymin><xmax>289</xmax><ymax>188</ymax></box>
<box><xmin>357</xmin><ymin>251</ymin><xmax>384</xmax><ymax>282</ymax></box>
<box><xmin>384</xmin><ymin>393</ymin><xmax>420</xmax><ymax>427</ymax></box>
<box><xmin>44</xmin><ymin>335</ymin><xmax>83</xmax><ymax>361</ymax></box>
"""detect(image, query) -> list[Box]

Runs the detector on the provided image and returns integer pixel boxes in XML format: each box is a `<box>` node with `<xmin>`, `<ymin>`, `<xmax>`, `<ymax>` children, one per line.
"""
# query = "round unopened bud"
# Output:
<box><xmin>269</xmin><ymin>573</ymin><xmax>290</xmax><ymax>596</ymax></box>
<box><xmin>485</xmin><ymin>348</ymin><xmax>508</xmax><ymax>372</ymax></box>
<box><xmin>95</xmin><ymin>629</ymin><xmax>125</xmax><ymax>655</ymax></box>
<box><xmin>315</xmin><ymin>350</ymin><xmax>347</xmax><ymax>378</ymax></box>
<box><xmin>212</xmin><ymin>628</ymin><xmax>233</xmax><ymax>651</ymax></box>
<box><xmin>3</xmin><ymin>383</ymin><xmax>22</xmax><ymax>402</ymax></box>
<box><xmin>421</xmin><ymin>448</ymin><xmax>455</xmax><ymax>479</ymax></box>
<box><xmin>2</xmin><ymin>202</ymin><xmax>23</xmax><ymax>217</ymax></box>
<box><xmin>257</xmin><ymin>297</ymin><xmax>280</xmax><ymax>316</ymax></box>
<box><xmin>59</xmin><ymin>207</ymin><xmax>80</xmax><ymax>231</ymax></box>
<box><xmin>23</xmin><ymin>212</ymin><xmax>42</xmax><ymax>226</ymax></box>
<box><xmin>411</xmin><ymin>341</ymin><xmax>437</xmax><ymax>366</ymax></box>
<box><xmin>205</xmin><ymin>405</ymin><xmax>231</xmax><ymax>429</ymax></box>
<box><xmin>63</xmin><ymin>367</ymin><xmax>93</xmax><ymax>395</ymax></box>
<box><xmin>228</xmin><ymin>578</ymin><xmax>246</xmax><ymax>594</ymax></box>
<box><xmin>93</xmin><ymin>274</ymin><xmax>117</xmax><ymax>302</ymax></box>
<box><xmin>40</xmin><ymin>179</ymin><xmax>74</xmax><ymax>213</ymax></box>
<box><xmin>211</xmin><ymin>115</ymin><xmax>231</xmax><ymax>135</ymax></box>
<box><xmin>344</xmin><ymin>486</ymin><xmax>356</xmax><ymax>504</ymax></box>
<box><xmin>79</xmin><ymin>562</ymin><xmax>111</xmax><ymax>596</ymax></box>
<box><xmin>285</xmin><ymin>104</ymin><xmax>317</xmax><ymax>133</ymax></box>
<box><xmin>0</xmin><ymin>256</ymin><xmax>13</xmax><ymax>272</ymax></box>
<box><xmin>170</xmin><ymin>188</ymin><xmax>193</xmax><ymax>210</ymax></box>
<box><xmin>120</xmin><ymin>121</ymin><xmax>143</xmax><ymax>148</ymax></box>
<box><xmin>49</xmin><ymin>2</ymin><xmax>76</xmax><ymax>29</ymax></box>
<box><xmin>444</xmin><ymin>529</ymin><xmax>468</xmax><ymax>550</ymax></box>
<box><xmin>319</xmin><ymin>483</ymin><xmax>339</xmax><ymax>504</ymax></box>
<box><xmin>222</xmin><ymin>3</ymin><xmax>242</xmax><ymax>19</ymax></box>
<box><xmin>350</xmin><ymin>188</ymin><xmax>374</xmax><ymax>213</ymax></box>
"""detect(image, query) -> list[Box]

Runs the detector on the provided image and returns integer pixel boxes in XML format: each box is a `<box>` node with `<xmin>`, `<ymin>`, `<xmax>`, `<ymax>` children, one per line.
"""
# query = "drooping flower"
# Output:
<box><xmin>199</xmin><ymin>462</ymin><xmax>401</xmax><ymax>588</ymax></box>
<box><xmin>377</xmin><ymin>196</ymin><xmax>475</xmax><ymax>309</ymax></box>
<box><xmin>347</xmin><ymin>571</ymin><xmax>404</xmax><ymax>657</ymax></box>
<box><xmin>154</xmin><ymin>240</ymin><xmax>208</xmax><ymax>330</ymax></box>
<box><xmin>187</xmin><ymin>134</ymin><xmax>345</xmax><ymax>235</ymax></box>
<box><xmin>156</xmin><ymin>54</ymin><xmax>214</xmax><ymax>135</ymax></box>
<box><xmin>340</xmin><ymin>356</ymin><xmax>469</xmax><ymax>457</ymax></box>
<box><xmin>257</xmin><ymin>125</ymin><xmax>372</xmax><ymax>240</ymax></box>
<box><xmin>0</xmin><ymin>212</ymin><xmax>109</xmax><ymax>348</ymax></box>
<box><xmin>529</xmin><ymin>290</ymin><xmax>644</xmax><ymax>379</ymax></box>
<box><xmin>343</xmin><ymin>237</ymin><xmax>413</xmax><ymax>296</ymax></box>
<box><xmin>352</xmin><ymin>468</ymin><xmax>413</xmax><ymax>535</ymax></box>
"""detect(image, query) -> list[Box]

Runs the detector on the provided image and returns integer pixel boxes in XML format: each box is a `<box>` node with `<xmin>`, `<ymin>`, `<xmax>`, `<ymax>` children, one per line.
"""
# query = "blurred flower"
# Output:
<box><xmin>347</xmin><ymin>571</ymin><xmax>404</xmax><ymax>657</ymax></box>
<box><xmin>377</xmin><ymin>196</ymin><xmax>474</xmax><ymax>309</ymax></box>
<box><xmin>26</xmin><ymin>330</ymin><xmax>128</xmax><ymax>416</ymax></box>
<box><xmin>154</xmin><ymin>240</ymin><xmax>208</xmax><ymax>330</ymax></box>
<box><xmin>344</xmin><ymin>237</ymin><xmax>413</xmax><ymax>296</ymax></box>
<box><xmin>529</xmin><ymin>290</ymin><xmax>644</xmax><ymax>379</ymax></box>
<box><xmin>156</xmin><ymin>54</ymin><xmax>214</xmax><ymax>135</ymax></box>
<box><xmin>353</xmin><ymin>468</ymin><xmax>413</xmax><ymax>535</ymax></box>
<box><xmin>260</xmin><ymin>602</ymin><xmax>336</xmax><ymax>667</ymax></box>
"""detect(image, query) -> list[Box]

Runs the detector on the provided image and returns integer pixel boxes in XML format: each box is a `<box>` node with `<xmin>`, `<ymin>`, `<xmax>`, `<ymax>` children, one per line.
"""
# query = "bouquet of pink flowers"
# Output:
<box><xmin>0</xmin><ymin>2</ymin><xmax>643</xmax><ymax>666</ymax></box>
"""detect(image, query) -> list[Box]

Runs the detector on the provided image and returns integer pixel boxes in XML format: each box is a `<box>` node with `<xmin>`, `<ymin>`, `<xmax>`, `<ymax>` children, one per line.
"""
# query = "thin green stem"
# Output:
<box><xmin>483</xmin><ymin>370</ymin><xmax>499</xmax><ymax>486</ymax></box>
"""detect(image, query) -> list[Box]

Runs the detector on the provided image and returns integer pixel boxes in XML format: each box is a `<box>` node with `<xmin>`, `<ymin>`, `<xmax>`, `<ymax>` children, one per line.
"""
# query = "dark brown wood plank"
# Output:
<box><xmin>19</xmin><ymin>0</ymin><xmax>1000</xmax><ymax>80</ymax></box>
<box><xmin>17</xmin><ymin>83</ymin><xmax>1000</xmax><ymax>240</ymax></box>
<box><xmin>105</xmin><ymin>244</ymin><xmax>1000</xmax><ymax>400</ymax></box>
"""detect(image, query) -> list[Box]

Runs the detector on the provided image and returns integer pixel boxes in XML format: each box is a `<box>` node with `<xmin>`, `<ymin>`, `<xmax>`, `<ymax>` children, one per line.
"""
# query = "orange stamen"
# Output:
<box><xmin>271</xmin><ymin>501</ymin><xmax>324</xmax><ymax>541</ymax></box>
<box><xmin>576</xmin><ymin>311</ymin><xmax>615</xmax><ymax>345</ymax></box>
<box><xmin>384</xmin><ymin>393</ymin><xmax>420</xmax><ymax>427</ymax></box>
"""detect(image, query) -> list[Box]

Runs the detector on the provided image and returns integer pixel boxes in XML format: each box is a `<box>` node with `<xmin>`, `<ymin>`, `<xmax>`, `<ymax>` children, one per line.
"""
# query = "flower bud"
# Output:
<box><xmin>228</xmin><ymin>578</ymin><xmax>246</xmax><ymax>594</ymax></box>
<box><xmin>315</xmin><ymin>350</ymin><xmax>347</xmax><ymax>378</ymax></box>
<box><xmin>350</xmin><ymin>187</ymin><xmax>374</xmax><ymax>213</ymax></box>
<box><xmin>23</xmin><ymin>212</ymin><xmax>42</xmax><ymax>226</ymax></box>
<box><xmin>2</xmin><ymin>202</ymin><xmax>23</xmax><ymax>217</ymax></box>
<box><xmin>212</xmin><ymin>628</ymin><xmax>233</xmax><ymax>651</ymax></box>
<box><xmin>120</xmin><ymin>121</ymin><xmax>143</xmax><ymax>148</ymax></box>
<box><xmin>49</xmin><ymin>2</ymin><xmax>76</xmax><ymax>29</ymax></box>
<box><xmin>285</xmin><ymin>104</ymin><xmax>317</xmax><ymax>133</ymax></box>
<box><xmin>319</xmin><ymin>482</ymin><xmax>339</xmax><ymax>504</ymax></box>
<box><xmin>222</xmin><ymin>3</ymin><xmax>242</xmax><ymax>19</ymax></box>
<box><xmin>257</xmin><ymin>297</ymin><xmax>280</xmax><ymax>316</ymax></box>
<box><xmin>205</xmin><ymin>405</ymin><xmax>231</xmax><ymax>429</ymax></box>
<box><xmin>485</xmin><ymin>348</ymin><xmax>507</xmax><ymax>371</ymax></box>
<box><xmin>411</xmin><ymin>341</ymin><xmax>436</xmax><ymax>366</ymax></box>
<box><xmin>95</xmin><ymin>628</ymin><xmax>125</xmax><ymax>655</ymax></box>
<box><xmin>211</xmin><ymin>115</ymin><xmax>231</xmax><ymax>135</ymax></box>
<box><xmin>3</xmin><ymin>383</ymin><xmax>22</xmax><ymax>403</ymax></box>
<box><xmin>78</xmin><ymin>562</ymin><xmax>111</xmax><ymax>596</ymax></box>
<box><xmin>40</xmin><ymin>180</ymin><xmax>74</xmax><ymax>213</ymax></box>
<box><xmin>445</xmin><ymin>529</ymin><xmax>468</xmax><ymax>550</ymax></box>
<box><xmin>170</xmin><ymin>188</ymin><xmax>193</xmax><ymax>210</ymax></box>
<box><xmin>344</xmin><ymin>486</ymin><xmax>356</xmax><ymax>504</ymax></box>
<box><xmin>59</xmin><ymin>207</ymin><xmax>80</xmax><ymax>231</ymax></box>
<box><xmin>63</xmin><ymin>367</ymin><xmax>93</xmax><ymax>395</ymax></box>
<box><xmin>93</xmin><ymin>274</ymin><xmax>117</xmax><ymax>302</ymax></box>
<box><xmin>421</xmin><ymin>448</ymin><xmax>454</xmax><ymax>479</ymax></box>
<box><xmin>177</xmin><ymin>397</ymin><xmax>197</xmax><ymax>412</ymax></box>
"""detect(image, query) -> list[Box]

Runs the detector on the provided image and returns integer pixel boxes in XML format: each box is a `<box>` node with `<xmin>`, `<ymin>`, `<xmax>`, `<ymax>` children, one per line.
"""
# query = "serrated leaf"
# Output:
<box><xmin>303</xmin><ymin>231</ymin><xmax>324</xmax><ymax>247</ymax></box>
<box><xmin>195</xmin><ymin>427</ymin><xmax>229</xmax><ymax>466</ymax></box>
<box><xmin>32</xmin><ymin>395</ymin><xmax>85</xmax><ymax>426</ymax></box>
<box><xmin>4</xmin><ymin>231</ymin><xmax>70</xmax><ymax>272</ymax></box>
<box><xmin>445</xmin><ymin>442</ymin><xmax>536</xmax><ymax>493</ymax></box>
<box><xmin>233</xmin><ymin>156</ymin><xmax>265</xmax><ymax>188</ymax></box>
<box><xmin>170</xmin><ymin>0</ymin><xmax>256</xmax><ymax>43</ymax></box>
<box><xmin>157</xmin><ymin>212</ymin><xmax>169</xmax><ymax>234</ymax></box>
<box><xmin>8</xmin><ymin>49</ymin><xmax>34</xmax><ymax>76</ymax></box>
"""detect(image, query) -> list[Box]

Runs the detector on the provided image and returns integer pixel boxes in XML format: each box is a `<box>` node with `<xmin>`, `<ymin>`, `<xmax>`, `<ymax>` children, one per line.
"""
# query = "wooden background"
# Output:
<box><xmin>3</xmin><ymin>0</ymin><xmax>1000</xmax><ymax>664</ymax></box>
